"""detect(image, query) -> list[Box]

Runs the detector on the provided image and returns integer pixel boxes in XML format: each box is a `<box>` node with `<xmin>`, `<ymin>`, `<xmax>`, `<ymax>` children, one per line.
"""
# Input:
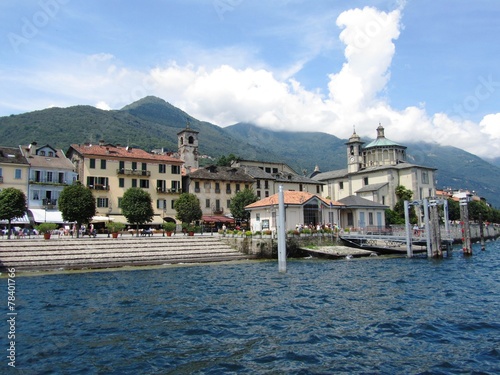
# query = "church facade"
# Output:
<box><xmin>312</xmin><ymin>125</ymin><xmax>436</xmax><ymax>210</ymax></box>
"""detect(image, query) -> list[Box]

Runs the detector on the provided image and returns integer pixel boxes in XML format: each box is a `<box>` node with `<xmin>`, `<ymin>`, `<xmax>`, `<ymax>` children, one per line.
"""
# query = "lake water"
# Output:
<box><xmin>9</xmin><ymin>240</ymin><xmax>500</xmax><ymax>374</ymax></box>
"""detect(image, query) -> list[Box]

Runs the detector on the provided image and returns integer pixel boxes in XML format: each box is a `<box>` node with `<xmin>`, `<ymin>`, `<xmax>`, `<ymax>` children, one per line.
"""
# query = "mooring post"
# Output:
<box><xmin>404</xmin><ymin>200</ymin><xmax>413</xmax><ymax>257</ymax></box>
<box><xmin>423</xmin><ymin>199</ymin><xmax>432</xmax><ymax>258</ymax></box>
<box><xmin>429</xmin><ymin>200</ymin><xmax>442</xmax><ymax>258</ymax></box>
<box><xmin>277</xmin><ymin>185</ymin><xmax>287</xmax><ymax>273</ymax></box>
<box><xmin>459</xmin><ymin>197</ymin><xmax>472</xmax><ymax>255</ymax></box>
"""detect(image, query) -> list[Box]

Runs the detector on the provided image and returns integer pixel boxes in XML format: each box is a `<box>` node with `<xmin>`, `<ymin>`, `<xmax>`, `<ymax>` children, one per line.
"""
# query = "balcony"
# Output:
<box><xmin>116</xmin><ymin>168</ymin><xmax>151</xmax><ymax>177</ymax></box>
<box><xmin>212</xmin><ymin>207</ymin><xmax>224</xmax><ymax>215</ymax></box>
<box><xmin>156</xmin><ymin>187</ymin><xmax>180</xmax><ymax>194</ymax></box>
<box><xmin>88</xmin><ymin>184</ymin><xmax>110</xmax><ymax>191</ymax></box>
<box><xmin>42</xmin><ymin>198</ymin><xmax>57</xmax><ymax>207</ymax></box>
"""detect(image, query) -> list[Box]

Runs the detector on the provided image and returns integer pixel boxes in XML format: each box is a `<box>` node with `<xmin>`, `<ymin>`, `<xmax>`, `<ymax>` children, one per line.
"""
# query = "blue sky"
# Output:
<box><xmin>1</xmin><ymin>0</ymin><xmax>499</xmax><ymax>159</ymax></box>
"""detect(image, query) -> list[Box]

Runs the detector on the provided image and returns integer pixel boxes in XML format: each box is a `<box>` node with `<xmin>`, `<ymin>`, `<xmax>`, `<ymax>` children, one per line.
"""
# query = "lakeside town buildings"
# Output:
<box><xmin>1</xmin><ymin>122</ymin><xmax>447</xmax><ymax>231</ymax></box>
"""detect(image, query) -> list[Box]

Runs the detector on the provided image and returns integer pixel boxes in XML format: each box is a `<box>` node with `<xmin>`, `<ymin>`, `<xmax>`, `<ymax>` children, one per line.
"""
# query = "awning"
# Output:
<box><xmin>28</xmin><ymin>209</ymin><xmax>66</xmax><ymax>224</ymax></box>
<box><xmin>91</xmin><ymin>216</ymin><xmax>114</xmax><ymax>223</ymax></box>
<box><xmin>202</xmin><ymin>215</ymin><xmax>235</xmax><ymax>223</ymax></box>
<box><xmin>0</xmin><ymin>213</ymin><xmax>30</xmax><ymax>225</ymax></box>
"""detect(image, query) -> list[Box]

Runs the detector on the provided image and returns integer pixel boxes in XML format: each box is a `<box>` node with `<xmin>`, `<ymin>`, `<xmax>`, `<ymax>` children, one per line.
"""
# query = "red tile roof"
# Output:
<box><xmin>69</xmin><ymin>144</ymin><xmax>183</xmax><ymax>164</ymax></box>
<box><xmin>245</xmin><ymin>191</ymin><xmax>343</xmax><ymax>209</ymax></box>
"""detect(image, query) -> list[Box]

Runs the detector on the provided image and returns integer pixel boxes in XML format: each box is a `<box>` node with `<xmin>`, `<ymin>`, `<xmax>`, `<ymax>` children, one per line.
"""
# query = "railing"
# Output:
<box><xmin>156</xmin><ymin>188</ymin><xmax>180</xmax><ymax>194</ymax></box>
<box><xmin>212</xmin><ymin>207</ymin><xmax>224</xmax><ymax>215</ymax></box>
<box><xmin>88</xmin><ymin>184</ymin><xmax>110</xmax><ymax>191</ymax></box>
<box><xmin>116</xmin><ymin>169</ymin><xmax>151</xmax><ymax>177</ymax></box>
<box><xmin>42</xmin><ymin>198</ymin><xmax>57</xmax><ymax>206</ymax></box>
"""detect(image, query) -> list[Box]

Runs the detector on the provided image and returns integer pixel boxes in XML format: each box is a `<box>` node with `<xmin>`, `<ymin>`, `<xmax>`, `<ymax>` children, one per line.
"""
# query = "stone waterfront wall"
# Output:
<box><xmin>221</xmin><ymin>224</ymin><xmax>500</xmax><ymax>257</ymax></box>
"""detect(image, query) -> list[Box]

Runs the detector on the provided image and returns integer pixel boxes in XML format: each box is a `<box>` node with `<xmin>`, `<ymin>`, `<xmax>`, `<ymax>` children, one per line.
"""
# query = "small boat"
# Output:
<box><xmin>339</xmin><ymin>236</ymin><xmax>427</xmax><ymax>255</ymax></box>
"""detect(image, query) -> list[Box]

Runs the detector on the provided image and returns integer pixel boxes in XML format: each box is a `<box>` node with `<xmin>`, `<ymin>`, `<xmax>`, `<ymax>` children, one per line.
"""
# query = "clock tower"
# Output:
<box><xmin>177</xmin><ymin>120</ymin><xmax>199</xmax><ymax>171</ymax></box>
<box><xmin>346</xmin><ymin>127</ymin><xmax>364</xmax><ymax>173</ymax></box>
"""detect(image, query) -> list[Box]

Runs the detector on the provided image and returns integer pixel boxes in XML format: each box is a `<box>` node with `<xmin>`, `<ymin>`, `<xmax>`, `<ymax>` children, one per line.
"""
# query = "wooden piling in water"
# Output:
<box><xmin>459</xmin><ymin>197</ymin><xmax>472</xmax><ymax>256</ymax></box>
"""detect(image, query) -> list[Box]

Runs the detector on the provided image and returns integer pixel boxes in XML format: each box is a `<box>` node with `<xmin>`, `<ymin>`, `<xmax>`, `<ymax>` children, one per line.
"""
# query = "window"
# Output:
<box><xmin>141</xmin><ymin>163</ymin><xmax>147</xmax><ymax>171</ymax></box>
<box><xmin>157</xmin><ymin>180</ymin><xmax>166</xmax><ymax>192</ymax></box>
<box><xmin>339</xmin><ymin>181</ymin><xmax>344</xmax><ymax>190</ymax></box>
<box><xmin>140</xmin><ymin>179</ymin><xmax>149</xmax><ymax>189</ymax></box>
<box><xmin>132</xmin><ymin>162</ymin><xmax>137</xmax><ymax>170</ymax></box>
<box><xmin>39</xmin><ymin>151</ymin><xmax>45</xmax><ymax>156</ymax></box>
<box><xmin>257</xmin><ymin>190</ymin><xmax>261</xmax><ymax>198</ymax></box>
<box><xmin>119</xmin><ymin>161</ymin><xmax>125</xmax><ymax>171</ymax></box>
<box><xmin>215</xmin><ymin>182</ymin><xmax>220</xmax><ymax>193</ymax></box>
<box><xmin>171</xmin><ymin>199</ymin><xmax>176</xmax><ymax>209</ymax></box>
<box><xmin>58</xmin><ymin>172</ymin><xmax>64</xmax><ymax>184</ymax></box>
<box><xmin>272</xmin><ymin>168</ymin><xmax>278</xmax><ymax>174</ymax></box>
<box><xmin>299</xmin><ymin>183</ymin><xmax>303</xmax><ymax>191</ymax></box>
<box><xmin>118</xmin><ymin>198</ymin><xmax>122</xmax><ymax>208</ymax></box>
<box><xmin>46</xmin><ymin>171</ymin><xmax>53</xmax><ymax>183</ymax></box>
<box><xmin>100</xmin><ymin>159</ymin><xmax>106</xmax><ymax>169</ymax></box>
<box><xmin>172</xmin><ymin>165</ymin><xmax>181</xmax><ymax>174</ymax></box>
<box><xmin>256</xmin><ymin>180</ymin><xmax>261</xmax><ymax>189</ymax></box>
<box><xmin>265</xmin><ymin>167</ymin><xmax>271</xmax><ymax>173</ymax></box>
<box><xmin>226</xmin><ymin>183</ymin><xmax>231</xmax><ymax>194</ymax></box>
<box><xmin>364</xmin><ymin>177</ymin><xmax>369</xmax><ymax>186</ymax></box>
<box><xmin>422</xmin><ymin>170</ymin><xmax>429</xmax><ymax>184</ymax></box>
<box><xmin>256</xmin><ymin>213</ymin><xmax>260</xmax><ymax>221</ymax></box>
<box><xmin>188</xmin><ymin>136</ymin><xmax>194</xmax><ymax>144</ymax></box>
<box><xmin>119</xmin><ymin>178</ymin><xmax>125</xmax><ymax>188</ymax></box>
<box><xmin>369</xmin><ymin>212</ymin><xmax>374</xmax><ymax>225</ymax></box>
<box><xmin>194</xmin><ymin>181</ymin><xmax>200</xmax><ymax>192</ymax></box>
<box><xmin>264</xmin><ymin>181</ymin><xmax>269</xmax><ymax>189</ymax></box>
<box><xmin>204</xmin><ymin>182</ymin><xmax>211</xmax><ymax>191</ymax></box>
<box><xmin>132</xmin><ymin>179</ymin><xmax>137</xmax><ymax>188</ymax></box>
<box><xmin>32</xmin><ymin>190</ymin><xmax>40</xmax><ymax>200</ymax></box>
<box><xmin>206</xmin><ymin>199</ymin><xmax>210</xmax><ymax>208</ymax></box>
<box><xmin>157</xmin><ymin>199</ymin><xmax>167</xmax><ymax>209</ymax></box>
<box><xmin>159</xmin><ymin>164</ymin><xmax>166</xmax><ymax>173</ymax></box>
<box><xmin>235</xmin><ymin>183</ymin><xmax>240</xmax><ymax>192</ymax></box>
<box><xmin>90</xmin><ymin>159</ymin><xmax>96</xmax><ymax>169</ymax></box>
<box><xmin>316</xmin><ymin>185</ymin><xmax>321</xmax><ymax>194</ymax></box>
<box><xmin>97</xmin><ymin>197</ymin><xmax>109</xmax><ymax>208</ymax></box>
<box><xmin>171</xmin><ymin>181</ymin><xmax>180</xmax><ymax>191</ymax></box>
<box><xmin>48</xmin><ymin>151</ymin><xmax>54</xmax><ymax>157</ymax></box>
<box><xmin>227</xmin><ymin>200</ymin><xmax>231</xmax><ymax>208</ymax></box>
<box><xmin>15</xmin><ymin>169</ymin><xmax>22</xmax><ymax>179</ymax></box>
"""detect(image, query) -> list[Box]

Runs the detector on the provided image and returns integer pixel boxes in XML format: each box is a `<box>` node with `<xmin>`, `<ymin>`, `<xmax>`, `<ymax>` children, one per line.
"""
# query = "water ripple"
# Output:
<box><xmin>13</xmin><ymin>242</ymin><xmax>500</xmax><ymax>374</ymax></box>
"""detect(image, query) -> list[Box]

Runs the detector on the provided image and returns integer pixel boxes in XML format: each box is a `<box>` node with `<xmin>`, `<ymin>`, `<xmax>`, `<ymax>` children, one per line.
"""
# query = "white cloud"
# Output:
<box><xmin>1</xmin><ymin>5</ymin><xmax>498</xmax><ymax>160</ymax></box>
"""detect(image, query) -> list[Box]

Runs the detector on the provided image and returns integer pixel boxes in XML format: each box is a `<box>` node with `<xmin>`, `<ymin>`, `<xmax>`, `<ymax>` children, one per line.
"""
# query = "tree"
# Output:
<box><xmin>0</xmin><ymin>188</ymin><xmax>27</xmax><ymax>239</ymax></box>
<box><xmin>216</xmin><ymin>153</ymin><xmax>239</xmax><ymax>167</ymax></box>
<box><xmin>58</xmin><ymin>182</ymin><xmax>96</xmax><ymax>237</ymax></box>
<box><xmin>121</xmin><ymin>188</ymin><xmax>154</xmax><ymax>235</ymax></box>
<box><xmin>174</xmin><ymin>193</ymin><xmax>202</xmax><ymax>225</ymax></box>
<box><xmin>230</xmin><ymin>188</ymin><xmax>258</xmax><ymax>224</ymax></box>
<box><xmin>386</xmin><ymin>185</ymin><xmax>417</xmax><ymax>225</ymax></box>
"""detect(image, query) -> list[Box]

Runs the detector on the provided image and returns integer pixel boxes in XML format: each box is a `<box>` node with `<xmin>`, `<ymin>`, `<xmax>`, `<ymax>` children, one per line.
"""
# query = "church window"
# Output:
<box><xmin>188</xmin><ymin>136</ymin><xmax>194</xmax><ymax>144</ymax></box>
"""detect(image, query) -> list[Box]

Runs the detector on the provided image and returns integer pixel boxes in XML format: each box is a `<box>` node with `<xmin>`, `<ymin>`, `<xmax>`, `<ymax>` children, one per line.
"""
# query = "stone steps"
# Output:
<box><xmin>0</xmin><ymin>235</ymin><xmax>251</xmax><ymax>271</ymax></box>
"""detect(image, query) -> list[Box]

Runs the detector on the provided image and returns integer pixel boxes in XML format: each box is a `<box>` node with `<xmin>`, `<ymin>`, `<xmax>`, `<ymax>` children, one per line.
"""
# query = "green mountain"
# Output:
<box><xmin>1</xmin><ymin>96</ymin><xmax>499</xmax><ymax>207</ymax></box>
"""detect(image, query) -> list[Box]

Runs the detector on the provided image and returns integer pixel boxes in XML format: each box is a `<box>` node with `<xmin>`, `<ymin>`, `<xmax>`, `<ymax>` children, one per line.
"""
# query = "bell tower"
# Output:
<box><xmin>346</xmin><ymin>126</ymin><xmax>364</xmax><ymax>173</ymax></box>
<box><xmin>177</xmin><ymin>119</ymin><xmax>199</xmax><ymax>171</ymax></box>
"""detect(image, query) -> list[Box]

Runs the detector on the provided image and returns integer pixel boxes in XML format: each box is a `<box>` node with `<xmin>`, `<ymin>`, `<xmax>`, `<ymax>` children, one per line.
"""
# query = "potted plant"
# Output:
<box><xmin>36</xmin><ymin>223</ymin><xmax>58</xmax><ymax>240</ymax></box>
<box><xmin>106</xmin><ymin>222</ymin><xmax>126</xmax><ymax>238</ymax></box>
<box><xmin>162</xmin><ymin>222</ymin><xmax>177</xmax><ymax>236</ymax></box>
<box><xmin>182</xmin><ymin>223</ymin><xmax>196</xmax><ymax>236</ymax></box>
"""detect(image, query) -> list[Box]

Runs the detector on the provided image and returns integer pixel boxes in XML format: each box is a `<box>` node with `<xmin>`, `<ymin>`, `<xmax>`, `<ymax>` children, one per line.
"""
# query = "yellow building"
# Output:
<box><xmin>0</xmin><ymin>146</ymin><xmax>29</xmax><ymax>194</ymax></box>
<box><xmin>67</xmin><ymin>142</ymin><xmax>183</xmax><ymax>226</ymax></box>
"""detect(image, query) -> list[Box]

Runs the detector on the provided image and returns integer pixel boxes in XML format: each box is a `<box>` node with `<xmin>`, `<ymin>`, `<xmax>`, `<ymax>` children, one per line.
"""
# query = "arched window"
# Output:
<box><xmin>180</xmin><ymin>137</ymin><xmax>184</xmax><ymax>145</ymax></box>
<box><xmin>188</xmin><ymin>136</ymin><xmax>194</xmax><ymax>144</ymax></box>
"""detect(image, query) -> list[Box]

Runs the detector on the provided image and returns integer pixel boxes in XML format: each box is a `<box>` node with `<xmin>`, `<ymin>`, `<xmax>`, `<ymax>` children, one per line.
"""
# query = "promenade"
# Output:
<box><xmin>0</xmin><ymin>233</ymin><xmax>253</xmax><ymax>272</ymax></box>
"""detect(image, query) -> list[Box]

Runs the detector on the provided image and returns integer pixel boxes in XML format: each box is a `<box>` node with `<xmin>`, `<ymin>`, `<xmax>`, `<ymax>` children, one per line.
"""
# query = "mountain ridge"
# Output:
<box><xmin>1</xmin><ymin>96</ymin><xmax>499</xmax><ymax>207</ymax></box>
